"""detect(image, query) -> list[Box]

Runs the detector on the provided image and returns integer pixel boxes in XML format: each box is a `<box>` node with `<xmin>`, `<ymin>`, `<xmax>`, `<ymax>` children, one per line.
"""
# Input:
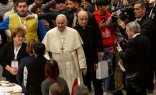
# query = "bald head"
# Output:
<box><xmin>78</xmin><ymin>10</ymin><xmax>88</xmax><ymax>18</ymax></box>
<box><xmin>77</xmin><ymin>11</ymin><xmax>88</xmax><ymax>27</ymax></box>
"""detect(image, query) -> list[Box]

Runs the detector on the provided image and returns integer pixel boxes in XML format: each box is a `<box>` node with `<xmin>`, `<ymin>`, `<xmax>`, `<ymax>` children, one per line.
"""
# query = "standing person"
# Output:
<box><xmin>42</xmin><ymin>14</ymin><xmax>87</xmax><ymax>93</ymax></box>
<box><xmin>116</xmin><ymin>21</ymin><xmax>153</xmax><ymax>95</ymax></box>
<box><xmin>0</xmin><ymin>0</ymin><xmax>13</xmax><ymax>17</ymax></box>
<box><xmin>74</xmin><ymin>10</ymin><xmax>103</xmax><ymax>95</ymax></box>
<box><xmin>16</xmin><ymin>39</ymin><xmax>39</xmax><ymax>95</ymax></box>
<box><xmin>0</xmin><ymin>26</ymin><xmax>28</xmax><ymax>83</ymax></box>
<box><xmin>3</xmin><ymin>0</ymin><xmax>17</xmax><ymax>42</ymax></box>
<box><xmin>0</xmin><ymin>0</ymin><xmax>46</xmax><ymax>43</ymax></box>
<box><xmin>28</xmin><ymin>0</ymin><xmax>44</xmax><ymax>11</ymax></box>
<box><xmin>26</xmin><ymin>0</ymin><xmax>104</xmax><ymax>58</ymax></box>
<box><xmin>41</xmin><ymin>60</ymin><xmax>70</xmax><ymax>95</ymax></box>
<box><xmin>93</xmin><ymin>0</ymin><xmax>116</xmax><ymax>94</ymax></box>
<box><xmin>118</xmin><ymin>0</ymin><xmax>154</xmax><ymax>91</ymax></box>
<box><xmin>24</xmin><ymin>43</ymin><xmax>47</xmax><ymax>95</ymax></box>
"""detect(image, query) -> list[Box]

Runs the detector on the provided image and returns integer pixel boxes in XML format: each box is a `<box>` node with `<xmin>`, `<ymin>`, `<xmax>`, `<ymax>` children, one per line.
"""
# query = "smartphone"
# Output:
<box><xmin>101</xmin><ymin>18</ymin><xmax>105</xmax><ymax>23</ymax></box>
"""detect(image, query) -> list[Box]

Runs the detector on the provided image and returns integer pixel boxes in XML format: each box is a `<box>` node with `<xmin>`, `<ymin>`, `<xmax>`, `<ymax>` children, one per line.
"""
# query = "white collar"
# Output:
<box><xmin>132</xmin><ymin>33</ymin><xmax>140</xmax><ymax>38</ymax></box>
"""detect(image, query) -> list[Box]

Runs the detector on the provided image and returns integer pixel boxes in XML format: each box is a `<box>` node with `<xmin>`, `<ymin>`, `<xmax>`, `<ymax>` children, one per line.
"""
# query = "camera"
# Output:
<box><xmin>110</xmin><ymin>2</ymin><xmax>135</xmax><ymax>21</ymax></box>
<box><xmin>115</xmin><ymin>38</ymin><xmax>127</xmax><ymax>51</ymax></box>
<box><xmin>112</xmin><ymin>7</ymin><xmax>135</xmax><ymax>21</ymax></box>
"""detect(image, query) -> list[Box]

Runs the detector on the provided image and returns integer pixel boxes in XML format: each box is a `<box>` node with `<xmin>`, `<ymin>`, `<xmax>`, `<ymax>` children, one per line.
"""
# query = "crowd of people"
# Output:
<box><xmin>0</xmin><ymin>0</ymin><xmax>156</xmax><ymax>95</ymax></box>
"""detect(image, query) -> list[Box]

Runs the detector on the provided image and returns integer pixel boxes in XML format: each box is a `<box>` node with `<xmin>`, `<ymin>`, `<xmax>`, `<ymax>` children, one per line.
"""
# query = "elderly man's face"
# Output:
<box><xmin>78</xmin><ymin>12</ymin><xmax>88</xmax><ymax>27</ymax></box>
<box><xmin>126</xmin><ymin>26</ymin><xmax>134</xmax><ymax>39</ymax></box>
<box><xmin>56</xmin><ymin>16</ymin><xmax>67</xmax><ymax>32</ymax></box>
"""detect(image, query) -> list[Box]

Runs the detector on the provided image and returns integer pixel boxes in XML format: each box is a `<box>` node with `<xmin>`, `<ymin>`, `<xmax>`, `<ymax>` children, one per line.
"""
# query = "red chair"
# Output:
<box><xmin>71</xmin><ymin>77</ymin><xmax>80</xmax><ymax>95</ymax></box>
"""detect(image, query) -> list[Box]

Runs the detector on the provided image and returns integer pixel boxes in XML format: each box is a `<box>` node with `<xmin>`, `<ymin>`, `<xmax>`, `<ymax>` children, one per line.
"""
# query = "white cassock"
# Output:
<box><xmin>42</xmin><ymin>26</ymin><xmax>87</xmax><ymax>93</ymax></box>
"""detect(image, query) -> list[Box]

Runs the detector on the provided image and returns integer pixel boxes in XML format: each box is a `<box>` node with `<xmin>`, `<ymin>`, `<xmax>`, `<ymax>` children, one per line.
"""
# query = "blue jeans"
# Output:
<box><xmin>103</xmin><ymin>47</ymin><xmax>114</xmax><ymax>91</ymax></box>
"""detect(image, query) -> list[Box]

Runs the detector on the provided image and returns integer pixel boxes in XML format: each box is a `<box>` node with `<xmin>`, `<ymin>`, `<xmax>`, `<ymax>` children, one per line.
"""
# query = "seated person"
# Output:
<box><xmin>41</xmin><ymin>60</ymin><xmax>70</xmax><ymax>95</ymax></box>
<box><xmin>0</xmin><ymin>26</ymin><xmax>28</xmax><ymax>83</ymax></box>
<box><xmin>74</xmin><ymin>85</ymin><xmax>89</xmax><ymax>95</ymax></box>
<box><xmin>49</xmin><ymin>83</ymin><xmax>65</xmax><ymax>95</ymax></box>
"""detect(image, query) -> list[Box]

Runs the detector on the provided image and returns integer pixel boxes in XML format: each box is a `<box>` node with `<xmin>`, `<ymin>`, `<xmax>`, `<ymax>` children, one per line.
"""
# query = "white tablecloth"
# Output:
<box><xmin>0</xmin><ymin>84</ymin><xmax>22</xmax><ymax>95</ymax></box>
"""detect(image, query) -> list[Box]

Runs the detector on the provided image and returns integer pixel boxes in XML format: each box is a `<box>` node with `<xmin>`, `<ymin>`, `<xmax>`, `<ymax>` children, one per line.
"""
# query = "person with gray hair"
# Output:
<box><xmin>116</xmin><ymin>21</ymin><xmax>153</xmax><ymax>95</ymax></box>
<box><xmin>42</xmin><ymin>14</ymin><xmax>87</xmax><ymax>93</ymax></box>
<box><xmin>126</xmin><ymin>21</ymin><xmax>141</xmax><ymax>34</ymax></box>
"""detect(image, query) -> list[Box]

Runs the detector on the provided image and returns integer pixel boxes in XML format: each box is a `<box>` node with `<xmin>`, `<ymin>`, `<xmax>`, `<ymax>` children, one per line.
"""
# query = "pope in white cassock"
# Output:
<box><xmin>42</xmin><ymin>14</ymin><xmax>87</xmax><ymax>93</ymax></box>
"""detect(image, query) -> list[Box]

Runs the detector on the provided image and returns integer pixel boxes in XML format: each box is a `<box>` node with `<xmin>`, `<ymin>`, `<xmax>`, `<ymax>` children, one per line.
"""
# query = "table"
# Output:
<box><xmin>0</xmin><ymin>83</ymin><xmax>23</xmax><ymax>95</ymax></box>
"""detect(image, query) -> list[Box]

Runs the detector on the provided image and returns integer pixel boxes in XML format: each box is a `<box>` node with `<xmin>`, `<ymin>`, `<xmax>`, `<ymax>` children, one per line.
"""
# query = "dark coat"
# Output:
<box><xmin>0</xmin><ymin>41</ymin><xmax>28</xmax><ymax>83</ymax></box>
<box><xmin>137</xmin><ymin>15</ymin><xmax>153</xmax><ymax>42</ymax></box>
<box><xmin>74</xmin><ymin>25</ymin><xmax>99</xmax><ymax>66</ymax></box>
<box><xmin>16</xmin><ymin>55</ymin><xmax>35</xmax><ymax>94</ymax></box>
<box><xmin>138</xmin><ymin>15</ymin><xmax>156</xmax><ymax>76</ymax></box>
<box><xmin>119</xmin><ymin>34</ymin><xmax>154</xmax><ymax>89</ymax></box>
<box><xmin>26</xmin><ymin>56</ymin><xmax>47</xmax><ymax>95</ymax></box>
<box><xmin>147</xmin><ymin>5</ymin><xmax>156</xmax><ymax>26</ymax></box>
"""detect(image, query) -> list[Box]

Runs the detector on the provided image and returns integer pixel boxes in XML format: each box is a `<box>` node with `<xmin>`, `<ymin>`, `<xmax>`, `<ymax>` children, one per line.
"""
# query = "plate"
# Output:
<box><xmin>10</xmin><ymin>92</ymin><xmax>23</xmax><ymax>95</ymax></box>
<box><xmin>3</xmin><ymin>83</ymin><xmax>16</xmax><ymax>87</ymax></box>
<box><xmin>0</xmin><ymin>81</ymin><xmax>9</xmax><ymax>83</ymax></box>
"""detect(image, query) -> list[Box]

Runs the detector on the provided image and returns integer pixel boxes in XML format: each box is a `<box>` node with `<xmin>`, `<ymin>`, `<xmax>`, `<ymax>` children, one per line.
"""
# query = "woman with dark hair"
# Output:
<box><xmin>0</xmin><ymin>0</ymin><xmax>13</xmax><ymax>17</ymax></box>
<box><xmin>41</xmin><ymin>60</ymin><xmax>70</xmax><ymax>95</ymax></box>
<box><xmin>16</xmin><ymin>39</ymin><xmax>39</xmax><ymax>95</ymax></box>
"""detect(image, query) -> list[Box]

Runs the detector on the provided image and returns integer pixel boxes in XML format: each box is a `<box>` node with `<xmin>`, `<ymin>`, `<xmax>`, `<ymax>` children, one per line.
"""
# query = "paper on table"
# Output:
<box><xmin>118</xmin><ymin>61</ymin><xmax>125</xmax><ymax>72</ymax></box>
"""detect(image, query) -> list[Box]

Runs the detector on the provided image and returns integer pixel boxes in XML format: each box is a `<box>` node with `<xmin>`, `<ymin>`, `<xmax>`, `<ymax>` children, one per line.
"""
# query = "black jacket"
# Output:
<box><xmin>74</xmin><ymin>25</ymin><xmax>99</xmax><ymax>66</ymax></box>
<box><xmin>137</xmin><ymin>15</ymin><xmax>154</xmax><ymax>42</ymax></box>
<box><xmin>26</xmin><ymin>56</ymin><xmax>47</xmax><ymax>95</ymax></box>
<box><xmin>119</xmin><ymin>34</ymin><xmax>153</xmax><ymax>89</ymax></box>
<box><xmin>0</xmin><ymin>42</ymin><xmax>27</xmax><ymax>83</ymax></box>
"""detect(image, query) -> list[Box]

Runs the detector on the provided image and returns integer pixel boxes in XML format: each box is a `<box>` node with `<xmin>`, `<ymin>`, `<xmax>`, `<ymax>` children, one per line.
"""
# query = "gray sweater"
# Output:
<box><xmin>0</xmin><ymin>3</ymin><xmax>13</xmax><ymax>17</ymax></box>
<box><xmin>41</xmin><ymin>77</ymin><xmax>70</xmax><ymax>95</ymax></box>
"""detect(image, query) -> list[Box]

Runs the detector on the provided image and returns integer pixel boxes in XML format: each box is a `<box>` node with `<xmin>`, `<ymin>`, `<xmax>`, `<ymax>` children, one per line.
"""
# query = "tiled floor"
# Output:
<box><xmin>88</xmin><ymin>90</ymin><xmax>156</xmax><ymax>95</ymax></box>
<box><xmin>89</xmin><ymin>83</ymin><xmax>156</xmax><ymax>95</ymax></box>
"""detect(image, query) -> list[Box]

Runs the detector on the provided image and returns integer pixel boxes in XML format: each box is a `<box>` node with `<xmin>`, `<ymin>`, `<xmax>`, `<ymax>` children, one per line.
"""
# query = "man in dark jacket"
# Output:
<box><xmin>117</xmin><ymin>21</ymin><xmax>153</xmax><ymax>95</ymax></box>
<box><xmin>74</xmin><ymin>10</ymin><xmax>103</xmax><ymax>95</ymax></box>
<box><xmin>24</xmin><ymin>43</ymin><xmax>47</xmax><ymax>95</ymax></box>
<box><xmin>118</xmin><ymin>1</ymin><xmax>155</xmax><ymax>90</ymax></box>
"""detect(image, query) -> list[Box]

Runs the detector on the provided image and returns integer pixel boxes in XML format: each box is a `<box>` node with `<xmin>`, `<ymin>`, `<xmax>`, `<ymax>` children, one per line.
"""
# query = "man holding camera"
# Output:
<box><xmin>116</xmin><ymin>21</ymin><xmax>153</xmax><ymax>95</ymax></box>
<box><xmin>118</xmin><ymin>0</ymin><xmax>154</xmax><ymax>91</ymax></box>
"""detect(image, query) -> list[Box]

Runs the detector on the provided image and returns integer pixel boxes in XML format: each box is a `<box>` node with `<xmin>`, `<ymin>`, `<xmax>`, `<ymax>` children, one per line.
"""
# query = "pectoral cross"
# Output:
<box><xmin>61</xmin><ymin>47</ymin><xmax>64</xmax><ymax>52</ymax></box>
